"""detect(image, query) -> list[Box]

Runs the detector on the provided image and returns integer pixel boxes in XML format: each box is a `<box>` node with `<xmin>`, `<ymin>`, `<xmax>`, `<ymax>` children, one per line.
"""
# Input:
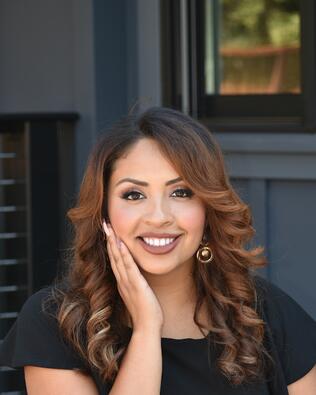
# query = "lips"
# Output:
<box><xmin>137</xmin><ymin>234</ymin><xmax>181</xmax><ymax>255</ymax></box>
<box><xmin>138</xmin><ymin>233</ymin><xmax>181</xmax><ymax>239</ymax></box>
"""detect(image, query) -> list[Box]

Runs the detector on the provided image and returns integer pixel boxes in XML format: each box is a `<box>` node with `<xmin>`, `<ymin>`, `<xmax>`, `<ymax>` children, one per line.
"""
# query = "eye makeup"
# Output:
<box><xmin>120</xmin><ymin>187</ymin><xmax>194</xmax><ymax>201</ymax></box>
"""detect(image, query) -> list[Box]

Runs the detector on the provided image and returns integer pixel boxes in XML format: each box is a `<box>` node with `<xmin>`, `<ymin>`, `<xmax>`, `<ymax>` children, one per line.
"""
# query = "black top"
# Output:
<box><xmin>1</xmin><ymin>276</ymin><xmax>316</xmax><ymax>395</ymax></box>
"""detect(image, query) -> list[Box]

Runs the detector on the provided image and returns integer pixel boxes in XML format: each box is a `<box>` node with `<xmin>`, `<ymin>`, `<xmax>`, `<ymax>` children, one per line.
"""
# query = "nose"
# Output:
<box><xmin>143</xmin><ymin>197</ymin><xmax>174</xmax><ymax>226</ymax></box>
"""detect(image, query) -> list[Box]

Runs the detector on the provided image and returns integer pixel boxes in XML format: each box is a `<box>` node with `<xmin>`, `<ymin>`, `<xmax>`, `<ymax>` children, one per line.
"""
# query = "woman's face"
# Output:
<box><xmin>107</xmin><ymin>138</ymin><xmax>206</xmax><ymax>276</ymax></box>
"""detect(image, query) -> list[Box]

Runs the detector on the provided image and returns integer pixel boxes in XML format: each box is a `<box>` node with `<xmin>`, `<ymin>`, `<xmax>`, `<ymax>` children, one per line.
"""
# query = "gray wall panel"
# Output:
<box><xmin>93</xmin><ymin>0</ymin><xmax>129</xmax><ymax>132</ymax></box>
<box><xmin>0</xmin><ymin>0</ymin><xmax>74</xmax><ymax>112</ymax></box>
<box><xmin>229</xmin><ymin>174</ymin><xmax>316</xmax><ymax>319</ymax></box>
<box><xmin>137</xmin><ymin>0</ymin><xmax>162</xmax><ymax>106</ymax></box>
<box><xmin>268</xmin><ymin>180</ymin><xmax>316</xmax><ymax>318</ymax></box>
<box><xmin>0</xmin><ymin>0</ymin><xmax>98</xmax><ymax>186</ymax></box>
<box><xmin>218</xmin><ymin>133</ymin><xmax>316</xmax><ymax>319</ymax></box>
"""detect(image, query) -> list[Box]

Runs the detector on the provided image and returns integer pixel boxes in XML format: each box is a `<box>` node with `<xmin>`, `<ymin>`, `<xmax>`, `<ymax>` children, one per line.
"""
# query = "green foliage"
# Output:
<box><xmin>268</xmin><ymin>10</ymin><xmax>299</xmax><ymax>45</ymax></box>
<box><xmin>220</xmin><ymin>0</ymin><xmax>300</xmax><ymax>48</ymax></box>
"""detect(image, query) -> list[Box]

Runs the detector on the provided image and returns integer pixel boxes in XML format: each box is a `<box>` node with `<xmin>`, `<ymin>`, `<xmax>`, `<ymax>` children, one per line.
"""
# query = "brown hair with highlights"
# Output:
<box><xmin>51</xmin><ymin>107</ymin><xmax>269</xmax><ymax>385</ymax></box>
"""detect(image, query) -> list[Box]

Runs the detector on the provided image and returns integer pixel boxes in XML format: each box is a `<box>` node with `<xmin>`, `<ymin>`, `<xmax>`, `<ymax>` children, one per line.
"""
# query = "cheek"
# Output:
<box><xmin>108</xmin><ymin>199</ymin><xmax>139</xmax><ymax>236</ymax></box>
<box><xmin>174</xmin><ymin>203</ymin><xmax>205</xmax><ymax>235</ymax></box>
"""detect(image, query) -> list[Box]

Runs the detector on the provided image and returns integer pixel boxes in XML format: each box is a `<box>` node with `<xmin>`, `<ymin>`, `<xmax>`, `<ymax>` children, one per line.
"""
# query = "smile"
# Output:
<box><xmin>137</xmin><ymin>235</ymin><xmax>181</xmax><ymax>255</ymax></box>
<box><xmin>142</xmin><ymin>237</ymin><xmax>175</xmax><ymax>247</ymax></box>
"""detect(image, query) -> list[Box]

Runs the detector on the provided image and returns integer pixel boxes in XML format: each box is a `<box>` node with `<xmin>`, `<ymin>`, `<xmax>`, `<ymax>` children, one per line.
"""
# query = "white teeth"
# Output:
<box><xmin>142</xmin><ymin>237</ymin><xmax>176</xmax><ymax>247</ymax></box>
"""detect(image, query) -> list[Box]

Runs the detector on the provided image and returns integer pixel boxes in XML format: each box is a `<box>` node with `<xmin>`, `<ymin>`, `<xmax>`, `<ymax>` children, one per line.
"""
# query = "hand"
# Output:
<box><xmin>103</xmin><ymin>221</ymin><xmax>164</xmax><ymax>335</ymax></box>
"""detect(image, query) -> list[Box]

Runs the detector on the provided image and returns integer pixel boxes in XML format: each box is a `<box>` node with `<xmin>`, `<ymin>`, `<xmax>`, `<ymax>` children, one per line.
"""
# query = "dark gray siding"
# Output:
<box><xmin>218</xmin><ymin>133</ymin><xmax>316</xmax><ymax>319</ymax></box>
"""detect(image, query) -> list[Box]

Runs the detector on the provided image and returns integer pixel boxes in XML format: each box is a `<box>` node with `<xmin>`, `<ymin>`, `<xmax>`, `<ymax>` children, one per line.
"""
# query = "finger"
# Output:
<box><xmin>107</xmin><ymin>229</ymin><xmax>121</xmax><ymax>262</ymax></box>
<box><xmin>102</xmin><ymin>220</ymin><xmax>110</xmax><ymax>237</ymax></box>
<box><xmin>106</xmin><ymin>240</ymin><xmax>121</xmax><ymax>281</ymax></box>
<box><xmin>107</xmin><ymin>243</ymin><xmax>129</xmax><ymax>299</ymax></box>
<box><xmin>120</xmin><ymin>241</ymin><xmax>145</xmax><ymax>286</ymax></box>
<box><xmin>107</xmin><ymin>226</ymin><xmax>121</xmax><ymax>265</ymax></box>
<box><xmin>107</xmin><ymin>227</ymin><xmax>129</xmax><ymax>284</ymax></box>
<box><xmin>106</xmin><ymin>224</ymin><xmax>143</xmax><ymax>286</ymax></box>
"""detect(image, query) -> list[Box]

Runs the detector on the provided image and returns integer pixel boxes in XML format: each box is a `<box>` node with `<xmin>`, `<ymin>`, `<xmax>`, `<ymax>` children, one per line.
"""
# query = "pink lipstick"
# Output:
<box><xmin>137</xmin><ymin>235</ymin><xmax>181</xmax><ymax>255</ymax></box>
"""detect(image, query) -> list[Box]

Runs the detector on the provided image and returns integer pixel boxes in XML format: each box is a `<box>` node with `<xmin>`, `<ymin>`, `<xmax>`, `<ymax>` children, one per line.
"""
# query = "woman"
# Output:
<box><xmin>0</xmin><ymin>107</ymin><xmax>315</xmax><ymax>394</ymax></box>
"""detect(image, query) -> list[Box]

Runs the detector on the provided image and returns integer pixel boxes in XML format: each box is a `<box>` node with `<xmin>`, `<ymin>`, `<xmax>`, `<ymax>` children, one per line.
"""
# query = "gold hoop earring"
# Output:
<box><xmin>196</xmin><ymin>244</ymin><xmax>214</xmax><ymax>263</ymax></box>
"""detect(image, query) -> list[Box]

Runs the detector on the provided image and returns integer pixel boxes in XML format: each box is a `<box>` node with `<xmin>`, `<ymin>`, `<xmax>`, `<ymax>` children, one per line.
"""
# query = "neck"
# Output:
<box><xmin>140</xmin><ymin>262</ymin><xmax>201</xmax><ymax>331</ymax></box>
<box><xmin>123</xmin><ymin>262</ymin><xmax>209</xmax><ymax>338</ymax></box>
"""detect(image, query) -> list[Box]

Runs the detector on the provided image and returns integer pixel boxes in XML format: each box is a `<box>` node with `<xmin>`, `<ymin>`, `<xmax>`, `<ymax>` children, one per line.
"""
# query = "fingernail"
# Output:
<box><xmin>102</xmin><ymin>220</ymin><xmax>110</xmax><ymax>236</ymax></box>
<box><xmin>107</xmin><ymin>223</ymin><xmax>113</xmax><ymax>234</ymax></box>
<box><xmin>117</xmin><ymin>238</ymin><xmax>122</xmax><ymax>249</ymax></box>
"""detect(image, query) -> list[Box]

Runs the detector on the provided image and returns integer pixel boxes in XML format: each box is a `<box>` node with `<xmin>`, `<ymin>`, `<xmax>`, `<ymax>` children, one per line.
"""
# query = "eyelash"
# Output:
<box><xmin>121</xmin><ymin>188</ymin><xmax>194</xmax><ymax>201</ymax></box>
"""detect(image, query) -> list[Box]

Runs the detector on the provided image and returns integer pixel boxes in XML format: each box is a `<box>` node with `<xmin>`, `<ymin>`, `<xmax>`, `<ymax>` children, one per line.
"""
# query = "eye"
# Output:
<box><xmin>121</xmin><ymin>190</ymin><xmax>145</xmax><ymax>201</ymax></box>
<box><xmin>171</xmin><ymin>188</ymin><xmax>194</xmax><ymax>198</ymax></box>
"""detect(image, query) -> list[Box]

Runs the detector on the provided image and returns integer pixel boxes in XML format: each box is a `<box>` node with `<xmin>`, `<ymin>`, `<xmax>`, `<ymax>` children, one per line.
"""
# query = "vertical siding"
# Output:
<box><xmin>219</xmin><ymin>134</ymin><xmax>316</xmax><ymax>319</ymax></box>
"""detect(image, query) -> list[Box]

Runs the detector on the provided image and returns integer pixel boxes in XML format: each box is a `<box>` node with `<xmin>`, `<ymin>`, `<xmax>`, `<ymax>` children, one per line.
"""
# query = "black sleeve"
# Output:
<box><xmin>255</xmin><ymin>276</ymin><xmax>316</xmax><ymax>385</ymax></box>
<box><xmin>0</xmin><ymin>287</ymin><xmax>87</xmax><ymax>371</ymax></box>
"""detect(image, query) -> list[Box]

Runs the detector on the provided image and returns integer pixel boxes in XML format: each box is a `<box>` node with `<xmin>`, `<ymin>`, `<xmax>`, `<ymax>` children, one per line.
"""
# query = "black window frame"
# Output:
<box><xmin>161</xmin><ymin>0</ymin><xmax>316</xmax><ymax>133</ymax></box>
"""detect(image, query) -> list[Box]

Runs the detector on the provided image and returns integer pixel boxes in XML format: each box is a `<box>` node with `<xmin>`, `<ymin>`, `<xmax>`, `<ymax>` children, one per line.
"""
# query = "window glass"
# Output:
<box><xmin>205</xmin><ymin>0</ymin><xmax>300</xmax><ymax>95</ymax></box>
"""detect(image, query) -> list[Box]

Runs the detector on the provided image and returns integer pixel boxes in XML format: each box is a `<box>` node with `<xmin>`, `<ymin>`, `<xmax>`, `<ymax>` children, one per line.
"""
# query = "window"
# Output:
<box><xmin>161</xmin><ymin>0</ymin><xmax>316</xmax><ymax>132</ymax></box>
<box><xmin>204</xmin><ymin>0</ymin><xmax>300</xmax><ymax>95</ymax></box>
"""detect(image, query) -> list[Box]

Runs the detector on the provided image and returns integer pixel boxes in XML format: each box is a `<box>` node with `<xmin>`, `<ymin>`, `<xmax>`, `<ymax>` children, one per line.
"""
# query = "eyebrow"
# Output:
<box><xmin>115</xmin><ymin>177</ymin><xmax>183</xmax><ymax>187</ymax></box>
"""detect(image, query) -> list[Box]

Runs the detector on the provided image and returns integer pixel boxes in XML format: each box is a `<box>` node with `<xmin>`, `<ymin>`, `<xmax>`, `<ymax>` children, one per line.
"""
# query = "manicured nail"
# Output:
<box><xmin>102</xmin><ymin>220</ymin><xmax>110</xmax><ymax>236</ymax></box>
<box><xmin>117</xmin><ymin>238</ymin><xmax>122</xmax><ymax>249</ymax></box>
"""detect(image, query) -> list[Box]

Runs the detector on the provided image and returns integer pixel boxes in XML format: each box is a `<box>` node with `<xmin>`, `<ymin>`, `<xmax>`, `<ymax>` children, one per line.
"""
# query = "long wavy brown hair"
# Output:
<box><xmin>51</xmin><ymin>107</ymin><xmax>270</xmax><ymax>385</ymax></box>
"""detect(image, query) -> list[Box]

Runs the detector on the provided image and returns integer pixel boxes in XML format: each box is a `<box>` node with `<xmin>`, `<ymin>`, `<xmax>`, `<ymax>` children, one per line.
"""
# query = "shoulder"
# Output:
<box><xmin>14</xmin><ymin>286</ymin><xmax>64</xmax><ymax>345</ymax></box>
<box><xmin>252</xmin><ymin>274</ymin><xmax>316</xmax><ymax>385</ymax></box>
<box><xmin>18</xmin><ymin>286</ymin><xmax>56</xmax><ymax>325</ymax></box>
<box><xmin>252</xmin><ymin>273</ymin><xmax>293</xmax><ymax>301</ymax></box>
<box><xmin>19</xmin><ymin>286</ymin><xmax>53</xmax><ymax>313</ymax></box>
<box><xmin>252</xmin><ymin>274</ymin><xmax>315</xmax><ymax>332</ymax></box>
<box><xmin>0</xmin><ymin>286</ymin><xmax>87</xmax><ymax>370</ymax></box>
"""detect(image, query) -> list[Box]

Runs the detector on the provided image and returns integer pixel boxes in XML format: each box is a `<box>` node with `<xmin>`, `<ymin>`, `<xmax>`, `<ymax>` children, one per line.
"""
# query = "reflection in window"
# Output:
<box><xmin>205</xmin><ymin>0</ymin><xmax>300</xmax><ymax>95</ymax></box>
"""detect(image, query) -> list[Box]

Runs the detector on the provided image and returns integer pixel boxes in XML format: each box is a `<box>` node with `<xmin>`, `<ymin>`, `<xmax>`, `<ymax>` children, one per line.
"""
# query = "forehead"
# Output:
<box><xmin>110</xmin><ymin>138</ymin><xmax>179</xmax><ymax>180</ymax></box>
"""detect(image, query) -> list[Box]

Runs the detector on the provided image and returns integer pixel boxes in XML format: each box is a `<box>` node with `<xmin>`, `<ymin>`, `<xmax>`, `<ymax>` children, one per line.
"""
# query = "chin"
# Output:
<box><xmin>134</xmin><ymin>256</ymin><xmax>191</xmax><ymax>277</ymax></box>
<box><xmin>139</xmin><ymin>265</ymin><xmax>178</xmax><ymax>277</ymax></box>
